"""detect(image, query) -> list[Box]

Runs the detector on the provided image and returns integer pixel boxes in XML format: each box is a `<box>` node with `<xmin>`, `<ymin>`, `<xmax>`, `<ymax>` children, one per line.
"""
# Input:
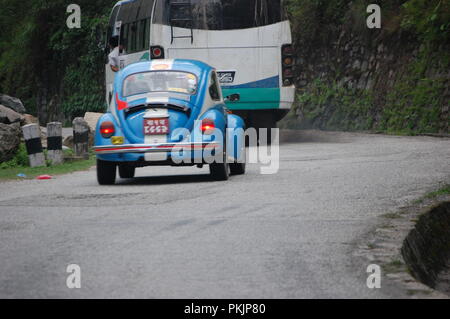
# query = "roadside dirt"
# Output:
<box><xmin>354</xmin><ymin>186</ymin><xmax>450</xmax><ymax>298</ymax></box>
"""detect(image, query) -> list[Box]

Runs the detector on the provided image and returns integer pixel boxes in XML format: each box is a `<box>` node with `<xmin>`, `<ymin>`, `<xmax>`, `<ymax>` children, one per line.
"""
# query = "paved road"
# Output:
<box><xmin>0</xmin><ymin>131</ymin><xmax>449</xmax><ymax>298</ymax></box>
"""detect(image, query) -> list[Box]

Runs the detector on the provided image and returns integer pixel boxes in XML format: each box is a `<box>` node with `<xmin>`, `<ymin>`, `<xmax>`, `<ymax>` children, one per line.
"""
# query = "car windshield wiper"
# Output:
<box><xmin>124</xmin><ymin>103</ymin><xmax>190</xmax><ymax>116</ymax></box>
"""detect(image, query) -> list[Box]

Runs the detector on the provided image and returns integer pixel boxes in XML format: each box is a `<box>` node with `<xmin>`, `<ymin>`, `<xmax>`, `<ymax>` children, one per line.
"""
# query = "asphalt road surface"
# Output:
<box><xmin>0</xmin><ymin>131</ymin><xmax>449</xmax><ymax>298</ymax></box>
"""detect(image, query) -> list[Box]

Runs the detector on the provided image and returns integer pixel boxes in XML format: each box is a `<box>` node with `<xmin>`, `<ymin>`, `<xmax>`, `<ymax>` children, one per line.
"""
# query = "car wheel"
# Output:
<box><xmin>97</xmin><ymin>159</ymin><xmax>117</xmax><ymax>185</ymax></box>
<box><xmin>230</xmin><ymin>143</ymin><xmax>246</xmax><ymax>176</ymax></box>
<box><xmin>230</xmin><ymin>162</ymin><xmax>246</xmax><ymax>175</ymax></box>
<box><xmin>209</xmin><ymin>141</ymin><xmax>230</xmax><ymax>181</ymax></box>
<box><xmin>119</xmin><ymin>165</ymin><xmax>135</xmax><ymax>179</ymax></box>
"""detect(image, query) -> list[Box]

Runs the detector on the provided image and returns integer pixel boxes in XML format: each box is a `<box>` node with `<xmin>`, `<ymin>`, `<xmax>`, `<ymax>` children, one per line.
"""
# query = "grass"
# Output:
<box><xmin>382</xmin><ymin>212</ymin><xmax>402</xmax><ymax>219</ymax></box>
<box><xmin>0</xmin><ymin>143</ymin><xmax>95</xmax><ymax>181</ymax></box>
<box><xmin>413</xmin><ymin>184</ymin><xmax>450</xmax><ymax>204</ymax></box>
<box><xmin>0</xmin><ymin>157</ymin><xmax>95</xmax><ymax>181</ymax></box>
<box><xmin>424</xmin><ymin>184</ymin><xmax>450</xmax><ymax>199</ymax></box>
<box><xmin>406</xmin><ymin>289</ymin><xmax>433</xmax><ymax>296</ymax></box>
<box><xmin>383</xmin><ymin>259</ymin><xmax>406</xmax><ymax>273</ymax></box>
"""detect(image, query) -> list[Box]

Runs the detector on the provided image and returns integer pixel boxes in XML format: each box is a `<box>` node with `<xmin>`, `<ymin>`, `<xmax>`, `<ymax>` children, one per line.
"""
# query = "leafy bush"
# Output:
<box><xmin>400</xmin><ymin>0</ymin><xmax>450</xmax><ymax>42</ymax></box>
<box><xmin>297</xmin><ymin>79</ymin><xmax>374</xmax><ymax>131</ymax></box>
<box><xmin>0</xmin><ymin>0</ymin><xmax>114</xmax><ymax>120</ymax></box>
<box><xmin>0</xmin><ymin>144</ymin><xmax>29</xmax><ymax>169</ymax></box>
<box><xmin>283</xmin><ymin>0</ymin><xmax>449</xmax><ymax>134</ymax></box>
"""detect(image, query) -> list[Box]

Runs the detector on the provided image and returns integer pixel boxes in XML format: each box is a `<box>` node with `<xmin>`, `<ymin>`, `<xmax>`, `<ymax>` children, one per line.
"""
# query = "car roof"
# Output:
<box><xmin>119</xmin><ymin>59</ymin><xmax>214</xmax><ymax>81</ymax></box>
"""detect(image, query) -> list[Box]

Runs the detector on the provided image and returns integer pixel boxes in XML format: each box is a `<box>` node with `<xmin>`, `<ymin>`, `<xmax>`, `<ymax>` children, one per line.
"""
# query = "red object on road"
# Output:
<box><xmin>36</xmin><ymin>175</ymin><xmax>52</xmax><ymax>180</ymax></box>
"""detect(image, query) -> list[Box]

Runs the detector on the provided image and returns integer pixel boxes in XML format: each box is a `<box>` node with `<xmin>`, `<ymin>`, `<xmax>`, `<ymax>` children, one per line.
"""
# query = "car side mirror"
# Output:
<box><xmin>225</xmin><ymin>93</ymin><xmax>240</xmax><ymax>102</ymax></box>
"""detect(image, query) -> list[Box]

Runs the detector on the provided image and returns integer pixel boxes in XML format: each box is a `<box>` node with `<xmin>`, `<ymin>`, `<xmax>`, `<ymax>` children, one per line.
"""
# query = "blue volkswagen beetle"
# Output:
<box><xmin>94</xmin><ymin>59</ymin><xmax>246</xmax><ymax>185</ymax></box>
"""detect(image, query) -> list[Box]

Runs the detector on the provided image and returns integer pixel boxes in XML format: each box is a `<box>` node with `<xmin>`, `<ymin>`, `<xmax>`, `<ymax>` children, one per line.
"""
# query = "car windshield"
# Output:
<box><xmin>123</xmin><ymin>71</ymin><xmax>197</xmax><ymax>97</ymax></box>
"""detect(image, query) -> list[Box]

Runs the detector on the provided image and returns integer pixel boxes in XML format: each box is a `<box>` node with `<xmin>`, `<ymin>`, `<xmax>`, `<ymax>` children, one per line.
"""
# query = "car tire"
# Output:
<box><xmin>230</xmin><ymin>162</ymin><xmax>246</xmax><ymax>175</ymax></box>
<box><xmin>230</xmin><ymin>143</ymin><xmax>246</xmax><ymax>176</ymax></box>
<box><xmin>97</xmin><ymin>159</ymin><xmax>117</xmax><ymax>185</ymax></box>
<box><xmin>209</xmin><ymin>140</ymin><xmax>230</xmax><ymax>181</ymax></box>
<box><xmin>119</xmin><ymin>165</ymin><xmax>135</xmax><ymax>179</ymax></box>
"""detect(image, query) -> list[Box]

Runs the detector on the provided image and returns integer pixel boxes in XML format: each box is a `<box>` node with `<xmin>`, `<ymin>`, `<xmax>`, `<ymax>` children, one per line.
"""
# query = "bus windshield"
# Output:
<box><xmin>155</xmin><ymin>0</ymin><xmax>285</xmax><ymax>30</ymax></box>
<box><xmin>123</xmin><ymin>71</ymin><xmax>198</xmax><ymax>97</ymax></box>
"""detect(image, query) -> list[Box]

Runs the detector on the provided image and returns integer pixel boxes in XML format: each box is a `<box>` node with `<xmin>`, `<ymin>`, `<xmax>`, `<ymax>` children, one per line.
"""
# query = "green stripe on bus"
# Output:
<box><xmin>222</xmin><ymin>88</ymin><xmax>280</xmax><ymax>110</ymax></box>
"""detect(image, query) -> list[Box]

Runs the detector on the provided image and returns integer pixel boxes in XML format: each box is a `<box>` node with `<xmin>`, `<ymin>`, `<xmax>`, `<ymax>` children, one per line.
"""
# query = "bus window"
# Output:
<box><xmin>131</xmin><ymin>22</ymin><xmax>137</xmax><ymax>52</ymax></box>
<box><xmin>144</xmin><ymin>19</ymin><xmax>151</xmax><ymax>49</ymax></box>
<box><xmin>222</xmin><ymin>0</ymin><xmax>283</xmax><ymax>29</ymax></box>
<box><xmin>106</xmin><ymin>5</ymin><xmax>120</xmax><ymax>50</ymax></box>
<box><xmin>113</xmin><ymin>0</ymin><xmax>154</xmax><ymax>53</ymax></box>
<box><xmin>159</xmin><ymin>0</ymin><xmax>284</xmax><ymax>30</ymax></box>
<box><xmin>136</xmin><ymin>21</ymin><xmax>143</xmax><ymax>51</ymax></box>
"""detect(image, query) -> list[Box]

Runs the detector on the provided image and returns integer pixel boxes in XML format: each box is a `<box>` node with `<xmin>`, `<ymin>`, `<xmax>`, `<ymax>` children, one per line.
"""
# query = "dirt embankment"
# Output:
<box><xmin>402</xmin><ymin>202</ymin><xmax>450</xmax><ymax>294</ymax></box>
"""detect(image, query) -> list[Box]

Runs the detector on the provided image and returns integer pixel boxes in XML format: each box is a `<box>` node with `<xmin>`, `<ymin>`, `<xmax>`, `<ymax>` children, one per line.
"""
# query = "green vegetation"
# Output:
<box><xmin>413</xmin><ymin>184</ymin><xmax>450</xmax><ymax>204</ymax></box>
<box><xmin>383</xmin><ymin>259</ymin><xmax>406</xmax><ymax>273</ymax></box>
<box><xmin>0</xmin><ymin>143</ymin><xmax>95</xmax><ymax>180</ymax></box>
<box><xmin>292</xmin><ymin>79</ymin><xmax>375</xmax><ymax>131</ymax></box>
<box><xmin>0</xmin><ymin>144</ymin><xmax>29</xmax><ymax>169</ymax></box>
<box><xmin>0</xmin><ymin>0</ymin><xmax>114</xmax><ymax>121</ymax></box>
<box><xmin>382</xmin><ymin>212</ymin><xmax>403</xmax><ymax>219</ymax></box>
<box><xmin>0</xmin><ymin>0</ymin><xmax>448</xmax><ymax>133</ymax></box>
<box><xmin>0</xmin><ymin>156</ymin><xmax>95</xmax><ymax>181</ymax></box>
<box><xmin>283</xmin><ymin>0</ymin><xmax>450</xmax><ymax>134</ymax></box>
<box><xmin>0</xmin><ymin>158</ymin><xmax>95</xmax><ymax>181</ymax></box>
<box><xmin>378</xmin><ymin>45</ymin><xmax>449</xmax><ymax>134</ymax></box>
<box><xmin>401</xmin><ymin>0</ymin><xmax>450</xmax><ymax>42</ymax></box>
<box><xmin>424</xmin><ymin>185</ymin><xmax>450</xmax><ymax>199</ymax></box>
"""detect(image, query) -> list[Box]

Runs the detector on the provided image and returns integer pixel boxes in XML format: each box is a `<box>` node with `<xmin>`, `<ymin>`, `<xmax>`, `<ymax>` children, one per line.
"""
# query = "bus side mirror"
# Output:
<box><xmin>225</xmin><ymin>93</ymin><xmax>240</xmax><ymax>102</ymax></box>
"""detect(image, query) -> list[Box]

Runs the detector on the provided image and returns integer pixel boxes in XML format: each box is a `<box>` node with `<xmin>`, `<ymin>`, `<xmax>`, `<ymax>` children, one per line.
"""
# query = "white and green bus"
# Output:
<box><xmin>105</xmin><ymin>0</ymin><xmax>295</xmax><ymax>129</ymax></box>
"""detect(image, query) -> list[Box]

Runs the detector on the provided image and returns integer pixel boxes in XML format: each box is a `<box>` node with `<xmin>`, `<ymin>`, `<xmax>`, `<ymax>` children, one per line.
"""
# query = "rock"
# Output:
<box><xmin>0</xmin><ymin>123</ymin><xmax>21</xmax><ymax>162</ymax></box>
<box><xmin>361</xmin><ymin>61</ymin><xmax>369</xmax><ymax>72</ymax></box>
<box><xmin>84</xmin><ymin>112</ymin><xmax>104</xmax><ymax>132</ymax></box>
<box><xmin>352</xmin><ymin>60</ymin><xmax>361</xmax><ymax>69</ymax></box>
<box><xmin>0</xmin><ymin>94</ymin><xmax>26</xmax><ymax>114</ymax></box>
<box><xmin>23</xmin><ymin>114</ymin><xmax>39</xmax><ymax>125</ymax></box>
<box><xmin>377</xmin><ymin>44</ymin><xmax>384</xmax><ymax>53</ymax></box>
<box><xmin>73</xmin><ymin>117</ymin><xmax>91</xmax><ymax>159</ymax></box>
<box><xmin>63</xmin><ymin>135</ymin><xmax>74</xmax><ymax>149</ymax></box>
<box><xmin>64</xmin><ymin>131</ymin><xmax>93</xmax><ymax>149</ymax></box>
<box><xmin>357</xmin><ymin>77</ymin><xmax>367</xmax><ymax>90</ymax></box>
<box><xmin>0</xmin><ymin>105</ymin><xmax>24</xmax><ymax>124</ymax></box>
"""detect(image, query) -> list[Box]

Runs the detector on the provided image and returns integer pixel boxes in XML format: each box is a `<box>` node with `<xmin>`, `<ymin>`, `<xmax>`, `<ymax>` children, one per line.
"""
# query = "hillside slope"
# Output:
<box><xmin>282</xmin><ymin>0</ymin><xmax>449</xmax><ymax>134</ymax></box>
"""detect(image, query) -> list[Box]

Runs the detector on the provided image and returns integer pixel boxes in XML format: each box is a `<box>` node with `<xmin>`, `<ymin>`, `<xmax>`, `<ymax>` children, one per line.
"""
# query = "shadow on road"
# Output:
<box><xmin>280</xmin><ymin>129</ymin><xmax>358</xmax><ymax>144</ymax></box>
<box><xmin>116</xmin><ymin>173</ymin><xmax>214</xmax><ymax>186</ymax></box>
